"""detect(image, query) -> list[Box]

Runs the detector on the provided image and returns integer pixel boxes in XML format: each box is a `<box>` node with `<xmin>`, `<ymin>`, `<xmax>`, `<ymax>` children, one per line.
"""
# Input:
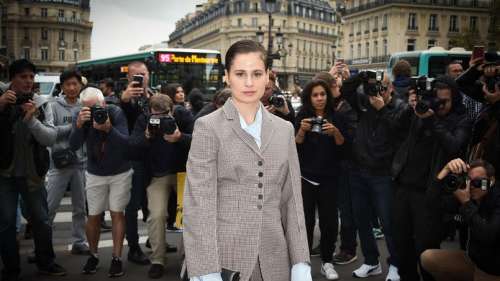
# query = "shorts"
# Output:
<box><xmin>85</xmin><ymin>169</ymin><xmax>133</xmax><ymax>215</ymax></box>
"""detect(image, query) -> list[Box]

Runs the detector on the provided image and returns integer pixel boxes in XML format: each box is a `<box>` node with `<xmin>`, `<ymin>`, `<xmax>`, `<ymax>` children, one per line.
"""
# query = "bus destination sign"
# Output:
<box><xmin>157</xmin><ymin>53</ymin><xmax>219</xmax><ymax>64</ymax></box>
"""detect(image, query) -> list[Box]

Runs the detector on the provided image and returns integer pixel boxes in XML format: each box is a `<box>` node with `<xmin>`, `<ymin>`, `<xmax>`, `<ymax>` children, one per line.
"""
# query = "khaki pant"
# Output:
<box><xmin>421</xmin><ymin>249</ymin><xmax>499</xmax><ymax>281</ymax></box>
<box><xmin>146</xmin><ymin>174</ymin><xmax>177</xmax><ymax>265</ymax></box>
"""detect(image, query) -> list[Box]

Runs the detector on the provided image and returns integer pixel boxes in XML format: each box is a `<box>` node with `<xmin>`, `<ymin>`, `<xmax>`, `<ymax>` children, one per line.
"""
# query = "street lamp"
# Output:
<box><xmin>257</xmin><ymin>0</ymin><xmax>282</xmax><ymax>69</ymax></box>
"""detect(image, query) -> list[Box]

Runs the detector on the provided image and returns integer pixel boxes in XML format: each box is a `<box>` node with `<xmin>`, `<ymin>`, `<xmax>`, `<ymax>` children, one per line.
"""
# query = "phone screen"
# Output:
<box><xmin>132</xmin><ymin>75</ymin><xmax>144</xmax><ymax>88</ymax></box>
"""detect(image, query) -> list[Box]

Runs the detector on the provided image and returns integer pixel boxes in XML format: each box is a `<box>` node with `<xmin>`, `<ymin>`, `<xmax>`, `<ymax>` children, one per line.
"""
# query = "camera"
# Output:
<box><xmin>444</xmin><ymin>173</ymin><xmax>467</xmax><ymax>193</ymax></box>
<box><xmin>310</xmin><ymin>116</ymin><xmax>325</xmax><ymax>134</ymax></box>
<box><xmin>410</xmin><ymin>76</ymin><xmax>446</xmax><ymax>115</ymax></box>
<box><xmin>90</xmin><ymin>106</ymin><xmax>108</xmax><ymax>125</ymax></box>
<box><xmin>15</xmin><ymin>92</ymin><xmax>34</xmax><ymax>105</ymax></box>
<box><xmin>359</xmin><ymin>71</ymin><xmax>381</xmax><ymax>97</ymax></box>
<box><xmin>132</xmin><ymin>75</ymin><xmax>144</xmax><ymax>88</ymax></box>
<box><xmin>268</xmin><ymin>91</ymin><xmax>285</xmax><ymax>108</ymax></box>
<box><xmin>148</xmin><ymin>115</ymin><xmax>177</xmax><ymax>137</ymax></box>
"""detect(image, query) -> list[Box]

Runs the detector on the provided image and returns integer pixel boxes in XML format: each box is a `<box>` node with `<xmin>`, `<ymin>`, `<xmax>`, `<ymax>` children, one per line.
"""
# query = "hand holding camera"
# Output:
<box><xmin>163</xmin><ymin>128</ymin><xmax>182</xmax><ymax>143</ymax></box>
<box><xmin>482</xmin><ymin>82</ymin><xmax>500</xmax><ymax>104</ymax></box>
<box><xmin>93</xmin><ymin>117</ymin><xmax>111</xmax><ymax>133</ymax></box>
<box><xmin>369</xmin><ymin>94</ymin><xmax>385</xmax><ymax>111</ymax></box>
<box><xmin>21</xmin><ymin>100</ymin><xmax>37</xmax><ymax>121</ymax></box>
<box><xmin>298</xmin><ymin>118</ymin><xmax>312</xmax><ymax>135</ymax></box>
<box><xmin>321</xmin><ymin>121</ymin><xmax>339</xmax><ymax>137</ymax></box>
<box><xmin>147</xmin><ymin>114</ymin><xmax>178</xmax><ymax>142</ymax></box>
<box><xmin>76</xmin><ymin>107</ymin><xmax>91</xmax><ymax>129</ymax></box>
<box><xmin>121</xmin><ymin>75</ymin><xmax>145</xmax><ymax>103</ymax></box>
<box><xmin>267</xmin><ymin>93</ymin><xmax>289</xmax><ymax>115</ymax></box>
<box><xmin>0</xmin><ymin>90</ymin><xmax>17</xmax><ymax>110</ymax></box>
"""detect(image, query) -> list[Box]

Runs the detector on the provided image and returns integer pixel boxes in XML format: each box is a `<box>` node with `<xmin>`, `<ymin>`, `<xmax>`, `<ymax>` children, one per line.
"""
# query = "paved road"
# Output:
<box><xmin>9</xmin><ymin>197</ymin><xmax>458</xmax><ymax>281</ymax></box>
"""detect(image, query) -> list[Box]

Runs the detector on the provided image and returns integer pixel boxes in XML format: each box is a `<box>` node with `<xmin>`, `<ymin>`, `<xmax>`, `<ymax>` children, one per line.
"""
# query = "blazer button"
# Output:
<box><xmin>257</xmin><ymin>204</ymin><xmax>262</xmax><ymax>210</ymax></box>
<box><xmin>258</xmin><ymin>183</ymin><xmax>263</xmax><ymax>188</ymax></box>
<box><xmin>258</xmin><ymin>172</ymin><xmax>263</xmax><ymax>177</ymax></box>
<box><xmin>258</xmin><ymin>194</ymin><xmax>263</xmax><ymax>200</ymax></box>
<box><xmin>258</xmin><ymin>160</ymin><xmax>263</xmax><ymax>166</ymax></box>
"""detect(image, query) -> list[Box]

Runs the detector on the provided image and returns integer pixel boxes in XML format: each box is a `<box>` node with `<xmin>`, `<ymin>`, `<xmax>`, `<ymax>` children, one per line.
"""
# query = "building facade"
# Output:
<box><xmin>341</xmin><ymin>0</ymin><xmax>494</xmax><ymax>70</ymax></box>
<box><xmin>169</xmin><ymin>0</ymin><xmax>340</xmax><ymax>89</ymax></box>
<box><xmin>1</xmin><ymin>0</ymin><xmax>92</xmax><ymax>73</ymax></box>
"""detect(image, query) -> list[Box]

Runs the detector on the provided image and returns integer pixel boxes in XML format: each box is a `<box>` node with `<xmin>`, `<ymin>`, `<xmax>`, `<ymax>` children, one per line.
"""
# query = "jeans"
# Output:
<box><xmin>0</xmin><ymin>176</ymin><xmax>55</xmax><ymax>276</ymax></box>
<box><xmin>301</xmin><ymin>177</ymin><xmax>338</xmax><ymax>263</ymax></box>
<box><xmin>125</xmin><ymin>161</ymin><xmax>149</xmax><ymax>249</ymax></box>
<box><xmin>337</xmin><ymin>161</ymin><xmax>357</xmax><ymax>254</ymax></box>
<box><xmin>350</xmin><ymin>167</ymin><xmax>399</xmax><ymax>267</ymax></box>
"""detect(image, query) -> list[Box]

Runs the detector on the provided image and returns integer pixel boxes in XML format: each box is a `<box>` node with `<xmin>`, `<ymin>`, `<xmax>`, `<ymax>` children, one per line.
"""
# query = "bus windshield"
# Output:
<box><xmin>427</xmin><ymin>54</ymin><xmax>470</xmax><ymax>78</ymax></box>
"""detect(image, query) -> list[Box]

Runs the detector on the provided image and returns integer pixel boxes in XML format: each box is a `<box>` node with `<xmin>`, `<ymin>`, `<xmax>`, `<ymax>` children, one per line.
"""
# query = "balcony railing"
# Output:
<box><xmin>345</xmin><ymin>0</ymin><xmax>491</xmax><ymax>15</ymax></box>
<box><xmin>13</xmin><ymin>15</ymin><xmax>92</xmax><ymax>28</ymax></box>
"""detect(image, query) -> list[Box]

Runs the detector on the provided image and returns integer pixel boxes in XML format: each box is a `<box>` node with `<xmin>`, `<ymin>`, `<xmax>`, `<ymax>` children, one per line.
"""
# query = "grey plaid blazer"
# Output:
<box><xmin>183</xmin><ymin>100</ymin><xmax>310</xmax><ymax>281</ymax></box>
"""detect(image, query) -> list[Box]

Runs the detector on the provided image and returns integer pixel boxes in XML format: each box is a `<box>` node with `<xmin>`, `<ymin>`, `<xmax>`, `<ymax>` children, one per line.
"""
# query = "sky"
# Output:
<box><xmin>90</xmin><ymin>0</ymin><xmax>202</xmax><ymax>59</ymax></box>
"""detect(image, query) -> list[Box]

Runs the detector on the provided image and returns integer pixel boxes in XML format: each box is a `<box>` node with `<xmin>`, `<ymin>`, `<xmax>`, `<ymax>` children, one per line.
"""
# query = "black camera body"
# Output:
<box><xmin>148</xmin><ymin>115</ymin><xmax>177</xmax><ymax>137</ymax></box>
<box><xmin>91</xmin><ymin>106</ymin><xmax>108</xmax><ymax>125</ymax></box>
<box><xmin>15</xmin><ymin>92</ymin><xmax>34</xmax><ymax>105</ymax></box>
<box><xmin>410</xmin><ymin>76</ymin><xmax>446</xmax><ymax>115</ymax></box>
<box><xmin>310</xmin><ymin>116</ymin><xmax>325</xmax><ymax>134</ymax></box>
<box><xmin>269</xmin><ymin>91</ymin><xmax>285</xmax><ymax>108</ymax></box>
<box><xmin>485</xmin><ymin>76</ymin><xmax>500</xmax><ymax>93</ymax></box>
<box><xmin>444</xmin><ymin>173</ymin><xmax>467</xmax><ymax>193</ymax></box>
<box><xmin>359</xmin><ymin>71</ymin><xmax>381</xmax><ymax>97</ymax></box>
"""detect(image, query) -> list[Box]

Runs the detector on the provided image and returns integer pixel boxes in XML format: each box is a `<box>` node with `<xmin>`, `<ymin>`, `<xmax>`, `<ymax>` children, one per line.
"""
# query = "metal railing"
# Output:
<box><xmin>345</xmin><ymin>0</ymin><xmax>491</xmax><ymax>14</ymax></box>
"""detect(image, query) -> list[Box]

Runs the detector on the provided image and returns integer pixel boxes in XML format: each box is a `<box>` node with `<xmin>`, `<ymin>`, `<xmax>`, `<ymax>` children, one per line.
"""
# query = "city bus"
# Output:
<box><xmin>387</xmin><ymin>47</ymin><xmax>471</xmax><ymax>79</ymax></box>
<box><xmin>76</xmin><ymin>48</ymin><xmax>223</xmax><ymax>99</ymax></box>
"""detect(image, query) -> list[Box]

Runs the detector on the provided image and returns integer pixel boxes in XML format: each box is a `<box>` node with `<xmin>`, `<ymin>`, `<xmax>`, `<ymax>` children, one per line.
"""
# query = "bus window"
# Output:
<box><xmin>388</xmin><ymin>56</ymin><xmax>419</xmax><ymax>77</ymax></box>
<box><xmin>428</xmin><ymin>55</ymin><xmax>470</xmax><ymax>78</ymax></box>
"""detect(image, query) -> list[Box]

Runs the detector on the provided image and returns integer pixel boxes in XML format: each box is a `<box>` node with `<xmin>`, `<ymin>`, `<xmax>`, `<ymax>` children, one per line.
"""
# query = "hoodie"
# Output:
<box><xmin>49</xmin><ymin>95</ymin><xmax>85</xmax><ymax>168</ymax></box>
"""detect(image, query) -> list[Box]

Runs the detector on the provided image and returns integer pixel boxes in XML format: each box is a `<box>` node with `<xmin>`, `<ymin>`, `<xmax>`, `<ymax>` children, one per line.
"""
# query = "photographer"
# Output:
<box><xmin>456</xmin><ymin>51</ymin><xmax>500</xmax><ymax>178</ymax></box>
<box><xmin>99</xmin><ymin>78</ymin><xmax>120</xmax><ymax>106</ymax></box>
<box><xmin>392</xmin><ymin>76</ymin><xmax>471</xmax><ymax>281</ymax></box>
<box><xmin>0</xmin><ymin>59</ymin><xmax>66</xmax><ymax>279</ymax></box>
<box><xmin>129</xmin><ymin>94</ymin><xmax>192</xmax><ymax>278</ymax></box>
<box><xmin>69</xmin><ymin>87</ymin><xmax>131</xmax><ymax>277</ymax></box>
<box><xmin>261</xmin><ymin>72</ymin><xmax>295</xmax><ymax>123</ymax></box>
<box><xmin>46</xmin><ymin>69</ymin><xmax>88</xmax><ymax>255</ymax></box>
<box><xmin>194</xmin><ymin>88</ymin><xmax>231</xmax><ymax>121</ymax></box>
<box><xmin>421</xmin><ymin>158</ymin><xmax>500</xmax><ymax>280</ymax></box>
<box><xmin>340</xmin><ymin>72</ymin><xmax>403</xmax><ymax>280</ymax></box>
<box><xmin>295</xmin><ymin>79</ymin><xmax>346</xmax><ymax>280</ymax></box>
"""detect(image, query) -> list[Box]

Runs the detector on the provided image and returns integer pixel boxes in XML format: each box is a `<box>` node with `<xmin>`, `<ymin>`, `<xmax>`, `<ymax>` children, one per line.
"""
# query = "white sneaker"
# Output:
<box><xmin>352</xmin><ymin>263</ymin><xmax>382</xmax><ymax>278</ymax></box>
<box><xmin>321</xmin><ymin>263</ymin><xmax>339</xmax><ymax>280</ymax></box>
<box><xmin>386</xmin><ymin>264</ymin><xmax>400</xmax><ymax>281</ymax></box>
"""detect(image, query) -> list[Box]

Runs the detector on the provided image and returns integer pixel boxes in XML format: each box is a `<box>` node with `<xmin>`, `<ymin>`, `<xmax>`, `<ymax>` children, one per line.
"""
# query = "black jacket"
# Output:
<box><xmin>295</xmin><ymin>109</ymin><xmax>347</xmax><ymax>181</ymax></box>
<box><xmin>392</xmin><ymin>107</ymin><xmax>471</xmax><ymax>190</ymax></box>
<box><xmin>129</xmin><ymin>105</ymin><xmax>193</xmax><ymax>176</ymax></box>
<box><xmin>461</xmin><ymin>185</ymin><xmax>500</xmax><ymax>276</ymax></box>
<box><xmin>341</xmin><ymin>75</ymin><xmax>406</xmax><ymax>175</ymax></box>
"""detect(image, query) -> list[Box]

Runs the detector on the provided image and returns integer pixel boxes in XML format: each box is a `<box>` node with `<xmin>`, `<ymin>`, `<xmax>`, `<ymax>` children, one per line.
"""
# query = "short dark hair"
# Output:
<box><xmin>99</xmin><ymin>78</ymin><xmax>114</xmax><ymax>89</ymax></box>
<box><xmin>60</xmin><ymin>69</ymin><xmax>82</xmax><ymax>85</ymax></box>
<box><xmin>469</xmin><ymin>159</ymin><xmax>496</xmax><ymax>178</ymax></box>
<box><xmin>299</xmin><ymin>79</ymin><xmax>335</xmax><ymax>116</ymax></box>
<box><xmin>313</xmin><ymin>72</ymin><xmax>336</xmax><ymax>88</ymax></box>
<box><xmin>225</xmin><ymin>40</ymin><xmax>267</xmax><ymax>72</ymax></box>
<box><xmin>150</xmin><ymin>94</ymin><xmax>173</xmax><ymax>113</ymax></box>
<box><xmin>9</xmin><ymin>59</ymin><xmax>36</xmax><ymax>81</ymax></box>
<box><xmin>213</xmin><ymin>88</ymin><xmax>231</xmax><ymax>107</ymax></box>
<box><xmin>392</xmin><ymin>59</ymin><xmax>412</xmax><ymax>78</ymax></box>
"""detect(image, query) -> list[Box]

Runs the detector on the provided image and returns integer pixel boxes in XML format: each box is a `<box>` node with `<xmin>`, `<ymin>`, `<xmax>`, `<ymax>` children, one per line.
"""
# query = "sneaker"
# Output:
<box><xmin>310</xmin><ymin>245</ymin><xmax>320</xmax><ymax>257</ymax></box>
<box><xmin>333</xmin><ymin>251</ymin><xmax>358</xmax><ymax>265</ymax></box>
<box><xmin>108</xmin><ymin>257</ymin><xmax>124</xmax><ymax>278</ymax></box>
<box><xmin>148</xmin><ymin>264</ymin><xmax>165</xmax><ymax>279</ymax></box>
<box><xmin>71</xmin><ymin>243</ymin><xmax>91</xmax><ymax>255</ymax></box>
<box><xmin>353</xmin><ymin>263</ymin><xmax>382</xmax><ymax>278</ymax></box>
<box><xmin>128</xmin><ymin>246</ymin><xmax>150</xmax><ymax>265</ymax></box>
<box><xmin>82</xmin><ymin>255</ymin><xmax>99</xmax><ymax>274</ymax></box>
<box><xmin>373</xmin><ymin>228</ymin><xmax>384</xmax><ymax>240</ymax></box>
<box><xmin>320</xmin><ymin>263</ymin><xmax>339</xmax><ymax>280</ymax></box>
<box><xmin>38</xmin><ymin>263</ymin><xmax>67</xmax><ymax>276</ymax></box>
<box><xmin>386</xmin><ymin>265</ymin><xmax>400</xmax><ymax>281</ymax></box>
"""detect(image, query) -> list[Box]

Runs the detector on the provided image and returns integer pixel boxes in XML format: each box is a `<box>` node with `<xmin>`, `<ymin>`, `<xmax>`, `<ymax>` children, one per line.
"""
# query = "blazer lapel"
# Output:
<box><xmin>223</xmin><ymin>100</ymin><xmax>262</xmax><ymax>157</ymax></box>
<box><xmin>260</xmin><ymin>108</ymin><xmax>275</xmax><ymax>154</ymax></box>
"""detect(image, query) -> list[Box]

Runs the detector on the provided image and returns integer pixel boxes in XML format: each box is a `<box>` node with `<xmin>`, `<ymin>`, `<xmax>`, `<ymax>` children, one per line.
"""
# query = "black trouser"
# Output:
<box><xmin>393</xmin><ymin>185</ymin><xmax>442</xmax><ymax>281</ymax></box>
<box><xmin>337</xmin><ymin>161</ymin><xmax>357</xmax><ymax>254</ymax></box>
<box><xmin>301</xmin><ymin>177</ymin><xmax>338</xmax><ymax>263</ymax></box>
<box><xmin>166</xmin><ymin>190</ymin><xmax>177</xmax><ymax>227</ymax></box>
<box><xmin>125</xmin><ymin>161</ymin><xmax>149</xmax><ymax>250</ymax></box>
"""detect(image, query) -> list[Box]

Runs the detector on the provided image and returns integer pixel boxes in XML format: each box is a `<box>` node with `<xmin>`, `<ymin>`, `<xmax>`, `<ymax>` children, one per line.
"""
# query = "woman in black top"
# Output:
<box><xmin>295</xmin><ymin>79</ymin><xmax>346</xmax><ymax>279</ymax></box>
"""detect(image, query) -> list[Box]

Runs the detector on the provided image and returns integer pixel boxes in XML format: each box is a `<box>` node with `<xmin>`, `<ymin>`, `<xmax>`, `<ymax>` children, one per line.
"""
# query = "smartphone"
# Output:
<box><xmin>472</xmin><ymin>46</ymin><xmax>485</xmax><ymax>60</ymax></box>
<box><xmin>132</xmin><ymin>75</ymin><xmax>144</xmax><ymax>88</ymax></box>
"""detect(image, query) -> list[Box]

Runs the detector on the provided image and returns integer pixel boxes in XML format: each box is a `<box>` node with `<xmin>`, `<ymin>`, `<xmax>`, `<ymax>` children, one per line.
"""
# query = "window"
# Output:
<box><xmin>382</xmin><ymin>14</ymin><xmax>388</xmax><ymax>29</ymax></box>
<box><xmin>283</xmin><ymin>20</ymin><xmax>286</xmax><ymax>27</ymax></box>
<box><xmin>408</xmin><ymin>13</ymin><xmax>418</xmax><ymax>30</ymax></box>
<box><xmin>374</xmin><ymin>40</ymin><xmax>379</xmax><ymax>57</ymax></box>
<box><xmin>23</xmin><ymin>28</ymin><xmax>29</xmax><ymax>40</ymax></box>
<box><xmin>72</xmin><ymin>11</ymin><xmax>76</xmax><ymax>20</ymax></box>
<box><xmin>58</xmin><ymin>49</ymin><xmax>65</xmax><ymax>61</ymax></box>
<box><xmin>383</xmin><ymin>39</ymin><xmax>388</xmax><ymax>56</ymax></box>
<box><xmin>357</xmin><ymin>20</ymin><xmax>362</xmax><ymax>34</ymax></box>
<box><xmin>470</xmin><ymin>16</ymin><xmax>477</xmax><ymax>31</ymax></box>
<box><xmin>254</xmin><ymin>3</ymin><xmax>259</xmax><ymax>12</ymax></box>
<box><xmin>58</xmin><ymin>9</ymin><xmax>64</xmax><ymax>18</ymax></box>
<box><xmin>428</xmin><ymin>39</ymin><xmax>437</xmax><ymax>49</ymax></box>
<box><xmin>429</xmin><ymin>14</ymin><xmax>438</xmax><ymax>31</ymax></box>
<box><xmin>365</xmin><ymin>19</ymin><xmax>370</xmax><ymax>33</ymax></box>
<box><xmin>73</xmin><ymin>30</ymin><xmax>78</xmax><ymax>42</ymax></box>
<box><xmin>41</xmin><ymin>28</ymin><xmax>48</xmax><ymax>40</ymax></box>
<box><xmin>41</xmin><ymin>48</ymin><xmax>48</xmax><ymax>61</ymax></box>
<box><xmin>357</xmin><ymin>43</ymin><xmax>361</xmax><ymax>58</ymax></box>
<box><xmin>350</xmin><ymin>44</ymin><xmax>354</xmax><ymax>59</ymax></box>
<box><xmin>237</xmin><ymin>18</ymin><xmax>242</xmax><ymax>27</ymax></box>
<box><xmin>41</xmin><ymin>8</ymin><xmax>48</xmax><ymax>17</ymax></box>
<box><xmin>407</xmin><ymin>38</ymin><xmax>416</xmax><ymax>51</ymax></box>
<box><xmin>366</xmin><ymin>42</ymin><xmax>370</xmax><ymax>58</ymax></box>
<box><xmin>59</xmin><ymin>30</ymin><xmax>65</xmax><ymax>41</ymax></box>
<box><xmin>74</xmin><ymin>50</ymin><xmax>78</xmax><ymax>61</ymax></box>
<box><xmin>23</xmin><ymin>48</ymin><xmax>30</xmax><ymax>60</ymax></box>
<box><xmin>374</xmin><ymin>16</ymin><xmax>379</xmax><ymax>31</ymax></box>
<box><xmin>24</xmin><ymin>8</ymin><xmax>30</xmax><ymax>16</ymax></box>
<box><xmin>252</xmin><ymin>17</ymin><xmax>257</xmax><ymax>27</ymax></box>
<box><xmin>449</xmin><ymin>15</ymin><xmax>459</xmax><ymax>32</ymax></box>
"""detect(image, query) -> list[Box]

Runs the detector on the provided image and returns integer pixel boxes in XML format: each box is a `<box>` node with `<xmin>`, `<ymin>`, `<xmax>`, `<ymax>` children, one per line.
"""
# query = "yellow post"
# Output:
<box><xmin>175</xmin><ymin>172</ymin><xmax>186</xmax><ymax>229</ymax></box>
